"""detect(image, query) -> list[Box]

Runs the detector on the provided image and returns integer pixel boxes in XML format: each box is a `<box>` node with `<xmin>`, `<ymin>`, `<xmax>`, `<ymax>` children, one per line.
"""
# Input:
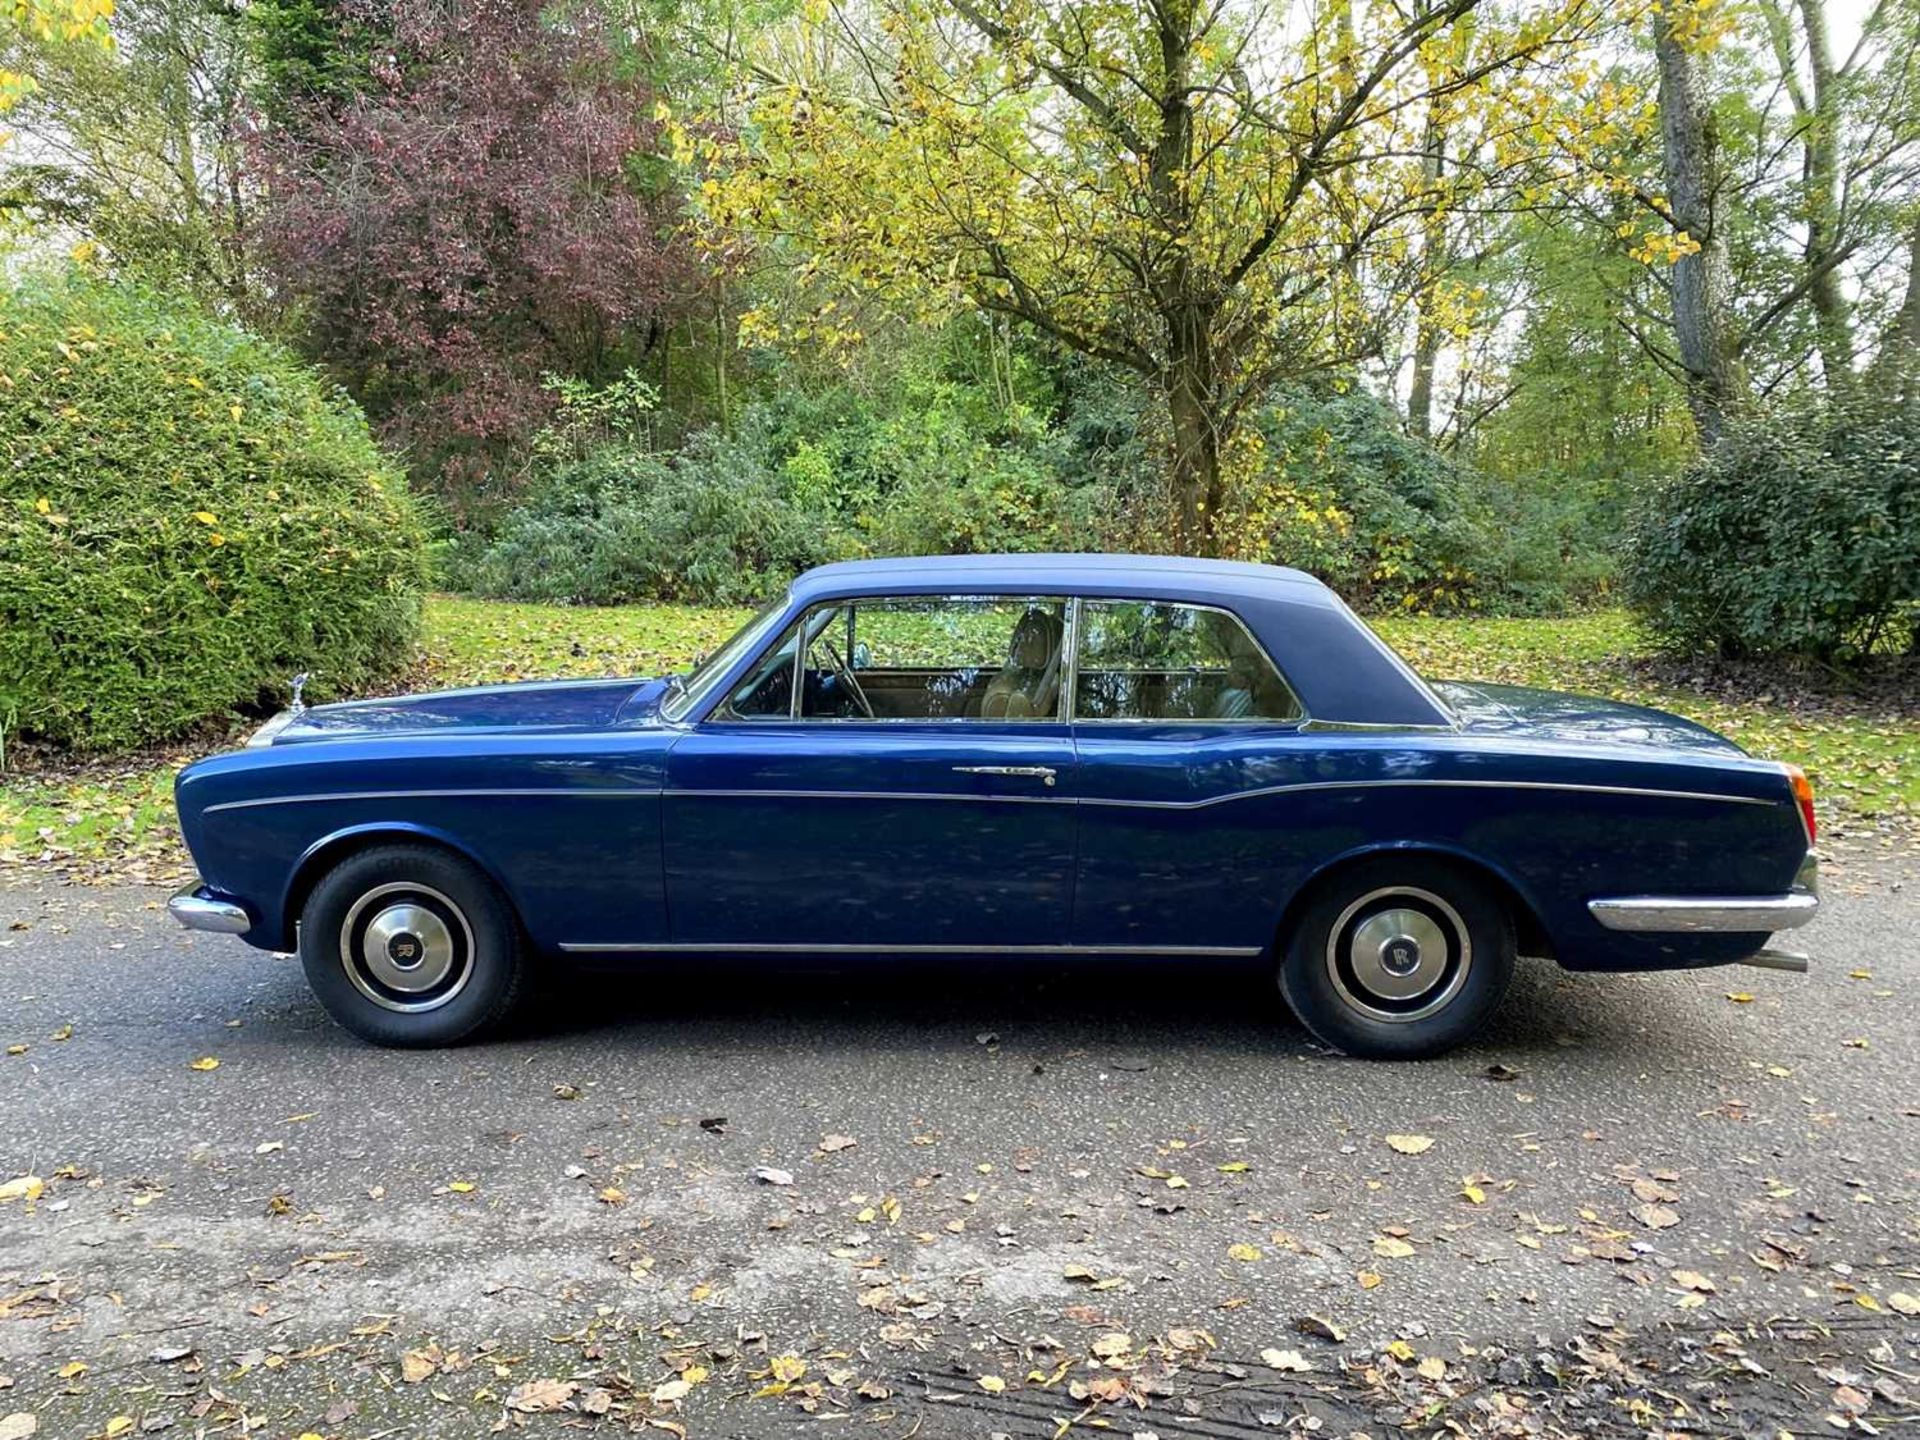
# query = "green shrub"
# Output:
<box><xmin>1626</xmin><ymin>399</ymin><xmax>1919</xmax><ymax>660</ymax></box>
<box><xmin>1221</xmin><ymin>386</ymin><xmax>1496</xmax><ymax>612</ymax></box>
<box><xmin>0</xmin><ymin>268</ymin><xmax>431</xmax><ymax>750</ymax></box>
<box><xmin>460</xmin><ymin>433</ymin><xmax>846</xmax><ymax>606</ymax></box>
<box><xmin>862</xmin><ymin>400</ymin><xmax>1101</xmax><ymax>555</ymax></box>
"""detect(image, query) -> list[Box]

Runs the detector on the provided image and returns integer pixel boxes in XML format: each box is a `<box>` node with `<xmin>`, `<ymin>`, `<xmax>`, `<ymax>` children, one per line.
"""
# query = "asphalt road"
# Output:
<box><xmin>0</xmin><ymin>854</ymin><xmax>1916</xmax><ymax>1439</ymax></box>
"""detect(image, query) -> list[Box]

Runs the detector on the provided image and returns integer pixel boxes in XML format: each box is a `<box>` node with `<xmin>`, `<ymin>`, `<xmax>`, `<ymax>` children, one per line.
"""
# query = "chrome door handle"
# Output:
<box><xmin>955</xmin><ymin>765</ymin><xmax>1057</xmax><ymax>787</ymax></box>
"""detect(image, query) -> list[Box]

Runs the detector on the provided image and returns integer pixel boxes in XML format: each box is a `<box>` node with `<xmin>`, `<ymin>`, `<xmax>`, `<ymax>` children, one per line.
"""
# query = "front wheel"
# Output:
<box><xmin>1278</xmin><ymin>858</ymin><xmax>1514</xmax><ymax>1060</ymax></box>
<box><xmin>299</xmin><ymin>843</ymin><xmax>527</xmax><ymax>1047</ymax></box>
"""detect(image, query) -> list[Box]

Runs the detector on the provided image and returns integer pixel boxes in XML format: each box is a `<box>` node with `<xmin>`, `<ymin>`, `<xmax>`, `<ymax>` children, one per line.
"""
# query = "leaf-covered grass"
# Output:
<box><xmin>417</xmin><ymin>594</ymin><xmax>749</xmax><ymax>690</ymax></box>
<box><xmin>3</xmin><ymin>599</ymin><xmax>1911</xmax><ymax>881</ymax></box>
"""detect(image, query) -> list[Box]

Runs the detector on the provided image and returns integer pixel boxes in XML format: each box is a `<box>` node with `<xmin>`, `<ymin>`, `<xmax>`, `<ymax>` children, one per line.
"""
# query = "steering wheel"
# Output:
<box><xmin>820</xmin><ymin>640</ymin><xmax>875</xmax><ymax>719</ymax></box>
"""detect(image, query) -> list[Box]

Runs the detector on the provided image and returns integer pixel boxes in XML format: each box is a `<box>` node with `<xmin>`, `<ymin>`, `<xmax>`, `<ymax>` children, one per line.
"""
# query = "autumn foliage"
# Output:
<box><xmin>249</xmin><ymin>0</ymin><xmax>691</xmax><ymax>502</ymax></box>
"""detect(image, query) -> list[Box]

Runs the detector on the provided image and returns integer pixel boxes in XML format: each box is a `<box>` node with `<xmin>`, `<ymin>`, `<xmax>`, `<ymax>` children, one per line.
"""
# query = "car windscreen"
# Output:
<box><xmin>660</xmin><ymin>596</ymin><xmax>788</xmax><ymax>723</ymax></box>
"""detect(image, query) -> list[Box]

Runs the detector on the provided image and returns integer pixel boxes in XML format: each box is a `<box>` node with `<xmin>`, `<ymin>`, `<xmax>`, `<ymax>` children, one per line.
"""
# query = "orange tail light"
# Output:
<box><xmin>1785</xmin><ymin>765</ymin><xmax>1816</xmax><ymax>844</ymax></box>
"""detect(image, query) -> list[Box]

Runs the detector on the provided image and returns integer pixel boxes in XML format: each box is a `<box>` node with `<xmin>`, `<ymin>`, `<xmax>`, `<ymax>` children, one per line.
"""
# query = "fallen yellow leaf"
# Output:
<box><xmin>1385</xmin><ymin>1134</ymin><xmax>1433</xmax><ymax>1155</ymax></box>
<box><xmin>187</xmin><ymin>1056</ymin><xmax>220</xmax><ymax>1072</ymax></box>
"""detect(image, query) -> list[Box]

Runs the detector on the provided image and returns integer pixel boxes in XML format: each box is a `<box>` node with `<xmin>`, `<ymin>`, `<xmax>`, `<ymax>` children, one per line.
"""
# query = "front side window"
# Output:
<box><xmin>721</xmin><ymin>595</ymin><xmax>1070</xmax><ymax>721</ymax></box>
<box><xmin>1073</xmin><ymin>600</ymin><xmax>1301</xmax><ymax>722</ymax></box>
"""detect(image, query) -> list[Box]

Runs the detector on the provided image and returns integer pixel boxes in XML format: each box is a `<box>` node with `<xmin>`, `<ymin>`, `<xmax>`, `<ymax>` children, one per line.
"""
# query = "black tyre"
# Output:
<box><xmin>1278</xmin><ymin>857</ymin><xmax>1514</xmax><ymax>1060</ymax></box>
<box><xmin>299</xmin><ymin>843</ymin><xmax>527</xmax><ymax>1047</ymax></box>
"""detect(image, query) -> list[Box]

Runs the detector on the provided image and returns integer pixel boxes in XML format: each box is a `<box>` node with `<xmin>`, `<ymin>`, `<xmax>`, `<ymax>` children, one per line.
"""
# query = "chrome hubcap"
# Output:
<box><xmin>1326</xmin><ymin>887</ymin><xmax>1471</xmax><ymax>1023</ymax></box>
<box><xmin>340</xmin><ymin>883</ymin><xmax>473</xmax><ymax>1013</ymax></box>
<box><xmin>361</xmin><ymin>904</ymin><xmax>456</xmax><ymax>993</ymax></box>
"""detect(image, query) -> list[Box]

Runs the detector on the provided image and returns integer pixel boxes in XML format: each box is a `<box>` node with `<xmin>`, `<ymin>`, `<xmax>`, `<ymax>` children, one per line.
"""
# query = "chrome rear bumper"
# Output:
<box><xmin>1588</xmin><ymin>852</ymin><xmax>1819</xmax><ymax>934</ymax></box>
<box><xmin>168</xmin><ymin>881</ymin><xmax>252</xmax><ymax>936</ymax></box>
<box><xmin>1588</xmin><ymin>892</ymin><xmax>1819</xmax><ymax>932</ymax></box>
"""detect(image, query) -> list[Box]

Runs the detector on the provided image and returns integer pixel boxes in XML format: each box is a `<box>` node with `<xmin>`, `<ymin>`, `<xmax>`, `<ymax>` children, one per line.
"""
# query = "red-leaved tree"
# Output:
<box><xmin>250</xmin><ymin>0</ymin><xmax>691</xmax><ymax>503</ymax></box>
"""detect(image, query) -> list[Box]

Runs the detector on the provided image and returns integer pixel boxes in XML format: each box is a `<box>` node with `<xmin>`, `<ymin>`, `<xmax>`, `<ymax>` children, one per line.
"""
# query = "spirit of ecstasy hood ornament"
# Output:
<box><xmin>290</xmin><ymin>672</ymin><xmax>310</xmax><ymax>714</ymax></box>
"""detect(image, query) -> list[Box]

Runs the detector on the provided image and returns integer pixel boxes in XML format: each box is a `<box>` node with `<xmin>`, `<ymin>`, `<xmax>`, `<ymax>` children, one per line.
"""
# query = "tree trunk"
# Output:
<box><xmin>1166</xmin><ymin>309</ymin><xmax>1223</xmax><ymax>555</ymax></box>
<box><xmin>1653</xmin><ymin>7</ymin><xmax>1748</xmax><ymax>444</ymax></box>
<box><xmin>1408</xmin><ymin>321</ymin><xmax>1441</xmax><ymax>442</ymax></box>
<box><xmin>1869</xmin><ymin>211</ymin><xmax>1920</xmax><ymax>411</ymax></box>
<box><xmin>1407</xmin><ymin>115</ymin><xmax>1447</xmax><ymax>441</ymax></box>
<box><xmin>1144</xmin><ymin>0</ymin><xmax>1227</xmax><ymax>553</ymax></box>
<box><xmin>1797</xmin><ymin>0</ymin><xmax>1854</xmax><ymax>390</ymax></box>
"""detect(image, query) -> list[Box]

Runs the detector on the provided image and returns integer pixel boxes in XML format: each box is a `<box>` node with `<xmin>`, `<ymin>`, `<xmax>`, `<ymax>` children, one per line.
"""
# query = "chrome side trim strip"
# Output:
<box><xmin>1072</xmin><ymin>778</ymin><xmax>1777</xmax><ymax>811</ymax></box>
<box><xmin>1587</xmin><ymin>892</ymin><xmax>1819</xmax><ymax>933</ymax></box>
<box><xmin>204</xmin><ymin>788</ymin><xmax>659</xmax><ymax>814</ymax></box>
<box><xmin>664</xmin><ymin>787</ymin><xmax>1067</xmax><ymax>805</ymax></box>
<box><xmin>558</xmin><ymin>940</ymin><xmax>1265</xmax><ymax>956</ymax></box>
<box><xmin>207</xmin><ymin>777</ymin><xmax>1780</xmax><ymax>816</ymax></box>
<box><xmin>168</xmin><ymin>882</ymin><xmax>252</xmax><ymax>935</ymax></box>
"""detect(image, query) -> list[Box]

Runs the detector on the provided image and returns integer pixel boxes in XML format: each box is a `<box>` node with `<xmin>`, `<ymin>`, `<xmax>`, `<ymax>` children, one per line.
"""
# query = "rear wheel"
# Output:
<box><xmin>299</xmin><ymin>843</ymin><xmax>527</xmax><ymax>1047</ymax></box>
<box><xmin>1278</xmin><ymin>857</ymin><xmax>1514</xmax><ymax>1060</ymax></box>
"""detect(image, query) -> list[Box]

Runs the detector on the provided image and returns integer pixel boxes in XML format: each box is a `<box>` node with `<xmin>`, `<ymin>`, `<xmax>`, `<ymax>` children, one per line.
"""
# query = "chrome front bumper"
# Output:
<box><xmin>1588</xmin><ymin>852</ymin><xmax>1820</xmax><ymax>934</ymax></box>
<box><xmin>168</xmin><ymin>881</ymin><xmax>252</xmax><ymax>936</ymax></box>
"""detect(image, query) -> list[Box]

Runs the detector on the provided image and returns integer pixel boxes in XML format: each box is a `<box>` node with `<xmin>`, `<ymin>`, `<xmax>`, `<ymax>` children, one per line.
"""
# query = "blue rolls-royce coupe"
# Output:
<box><xmin>169</xmin><ymin>555</ymin><xmax>1819</xmax><ymax>1057</ymax></box>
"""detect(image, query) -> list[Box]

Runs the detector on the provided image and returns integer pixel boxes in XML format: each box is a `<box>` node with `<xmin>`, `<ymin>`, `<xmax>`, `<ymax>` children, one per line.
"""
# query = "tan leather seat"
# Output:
<box><xmin>1212</xmin><ymin>623</ymin><xmax>1261</xmax><ymax>718</ymax></box>
<box><xmin>979</xmin><ymin>609</ymin><xmax>1063</xmax><ymax>719</ymax></box>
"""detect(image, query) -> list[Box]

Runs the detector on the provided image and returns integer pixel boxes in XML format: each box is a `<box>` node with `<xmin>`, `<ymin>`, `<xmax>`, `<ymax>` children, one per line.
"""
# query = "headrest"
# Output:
<box><xmin>1008</xmin><ymin>608</ymin><xmax>1061</xmax><ymax>668</ymax></box>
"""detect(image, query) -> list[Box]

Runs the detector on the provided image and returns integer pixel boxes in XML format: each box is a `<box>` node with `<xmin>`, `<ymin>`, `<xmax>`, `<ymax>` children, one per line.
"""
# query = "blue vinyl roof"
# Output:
<box><xmin>792</xmin><ymin>553</ymin><xmax>1336</xmax><ymax>608</ymax></box>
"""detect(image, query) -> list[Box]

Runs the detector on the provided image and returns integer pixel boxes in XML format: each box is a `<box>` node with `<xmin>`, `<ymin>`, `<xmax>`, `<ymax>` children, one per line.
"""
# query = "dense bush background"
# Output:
<box><xmin>0</xmin><ymin>268</ymin><xmax>431</xmax><ymax>749</ymax></box>
<box><xmin>448</xmin><ymin>328</ymin><xmax>1620</xmax><ymax>614</ymax></box>
<box><xmin>1625</xmin><ymin>399</ymin><xmax>1919</xmax><ymax>661</ymax></box>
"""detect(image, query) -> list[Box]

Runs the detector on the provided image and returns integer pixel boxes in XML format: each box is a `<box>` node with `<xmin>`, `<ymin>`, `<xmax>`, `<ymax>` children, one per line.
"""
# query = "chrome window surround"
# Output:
<box><xmin>1067</xmin><ymin>597</ymin><xmax>1306</xmax><ymax>726</ymax></box>
<box><xmin>702</xmin><ymin>593</ymin><xmax>1312</xmax><ymax>729</ymax></box>
<box><xmin>710</xmin><ymin>594</ymin><xmax>1076</xmax><ymax>726</ymax></box>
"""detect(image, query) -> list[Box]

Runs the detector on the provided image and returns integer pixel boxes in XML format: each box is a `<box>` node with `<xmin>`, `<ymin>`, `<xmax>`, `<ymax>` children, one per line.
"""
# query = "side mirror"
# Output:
<box><xmin>852</xmin><ymin>642</ymin><xmax>872</xmax><ymax>670</ymax></box>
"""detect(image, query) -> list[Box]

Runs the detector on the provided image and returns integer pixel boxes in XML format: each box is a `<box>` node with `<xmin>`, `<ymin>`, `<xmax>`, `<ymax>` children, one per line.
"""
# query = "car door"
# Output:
<box><xmin>1068</xmin><ymin>597</ymin><xmax>1318</xmax><ymax>954</ymax></box>
<box><xmin>662</xmin><ymin>594</ymin><xmax>1079</xmax><ymax>950</ymax></box>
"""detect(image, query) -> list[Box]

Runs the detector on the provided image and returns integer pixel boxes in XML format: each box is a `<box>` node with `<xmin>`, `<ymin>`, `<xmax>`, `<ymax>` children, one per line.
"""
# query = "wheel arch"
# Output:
<box><xmin>1275</xmin><ymin>842</ymin><xmax>1555</xmax><ymax>961</ymax></box>
<box><xmin>278</xmin><ymin>823</ymin><xmax>524</xmax><ymax>953</ymax></box>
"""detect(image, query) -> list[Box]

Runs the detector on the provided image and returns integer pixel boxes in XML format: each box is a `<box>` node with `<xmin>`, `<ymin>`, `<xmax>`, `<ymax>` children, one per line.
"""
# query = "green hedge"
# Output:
<box><xmin>0</xmin><ymin>269</ymin><xmax>431</xmax><ymax>750</ymax></box>
<box><xmin>1626</xmin><ymin>398</ymin><xmax>1919</xmax><ymax>661</ymax></box>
